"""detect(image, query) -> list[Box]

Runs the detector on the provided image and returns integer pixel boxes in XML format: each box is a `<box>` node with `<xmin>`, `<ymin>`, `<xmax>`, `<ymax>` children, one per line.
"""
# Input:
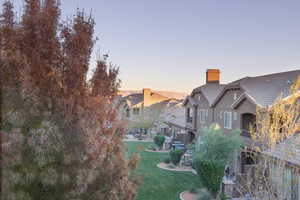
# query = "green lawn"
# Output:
<box><xmin>125</xmin><ymin>141</ymin><xmax>201</xmax><ymax>200</ymax></box>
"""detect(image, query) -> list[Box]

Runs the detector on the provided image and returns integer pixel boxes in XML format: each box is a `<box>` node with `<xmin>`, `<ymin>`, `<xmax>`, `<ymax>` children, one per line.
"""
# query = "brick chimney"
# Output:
<box><xmin>206</xmin><ymin>69</ymin><xmax>220</xmax><ymax>83</ymax></box>
<box><xmin>143</xmin><ymin>88</ymin><xmax>151</xmax><ymax>107</ymax></box>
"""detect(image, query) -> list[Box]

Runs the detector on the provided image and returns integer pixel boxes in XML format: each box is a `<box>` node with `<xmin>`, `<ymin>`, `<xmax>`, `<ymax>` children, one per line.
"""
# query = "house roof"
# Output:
<box><xmin>165</xmin><ymin>114</ymin><xmax>186</xmax><ymax>129</ymax></box>
<box><xmin>212</xmin><ymin>70</ymin><xmax>300</xmax><ymax>107</ymax></box>
<box><xmin>164</xmin><ymin>104</ymin><xmax>186</xmax><ymax>129</ymax></box>
<box><xmin>185</xmin><ymin>83</ymin><xmax>225</xmax><ymax>106</ymax></box>
<box><xmin>194</xmin><ymin>83</ymin><xmax>226</xmax><ymax>106</ymax></box>
<box><xmin>124</xmin><ymin>93</ymin><xmax>143</xmax><ymax>107</ymax></box>
<box><xmin>183</xmin><ymin>95</ymin><xmax>198</xmax><ymax>106</ymax></box>
<box><xmin>123</xmin><ymin>91</ymin><xmax>173</xmax><ymax>107</ymax></box>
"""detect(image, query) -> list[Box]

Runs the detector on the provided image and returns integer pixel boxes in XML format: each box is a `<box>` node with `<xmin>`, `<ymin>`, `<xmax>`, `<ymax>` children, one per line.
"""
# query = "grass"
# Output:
<box><xmin>125</xmin><ymin>141</ymin><xmax>201</xmax><ymax>200</ymax></box>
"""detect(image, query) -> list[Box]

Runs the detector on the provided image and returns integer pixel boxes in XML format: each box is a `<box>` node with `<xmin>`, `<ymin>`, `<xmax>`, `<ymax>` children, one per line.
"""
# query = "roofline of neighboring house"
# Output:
<box><xmin>211</xmin><ymin>70</ymin><xmax>300</xmax><ymax>108</ymax></box>
<box><xmin>191</xmin><ymin>88</ymin><xmax>211</xmax><ymax>105</ymax></box>
<box><xmin>184</xmin><ymin>88</ymin><xmax>214</xmax><ymax>107</ymax></box>
<box><xmin>248</xmin><ymin>69</ymin><xmax>300</xmax><ymax>79</ymax></box>
<box><xmin>183</xmin><ymin>95</ymin><xmax>197</xmax><ymax>106</ymax></box>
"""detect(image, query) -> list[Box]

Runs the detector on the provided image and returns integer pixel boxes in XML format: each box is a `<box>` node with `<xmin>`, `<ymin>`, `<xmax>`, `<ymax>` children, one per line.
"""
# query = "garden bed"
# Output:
<box><xmin>157</xmin><ymin>162</ymin><xmax>195</xmax><ymax>173</ymax></box>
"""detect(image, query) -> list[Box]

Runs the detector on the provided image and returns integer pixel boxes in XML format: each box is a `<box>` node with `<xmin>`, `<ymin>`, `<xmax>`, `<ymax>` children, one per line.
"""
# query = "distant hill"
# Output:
<box><xmin>118</xmin><ymin>90</ymin><xmax>187</xmax><ymax>100</ymax></box>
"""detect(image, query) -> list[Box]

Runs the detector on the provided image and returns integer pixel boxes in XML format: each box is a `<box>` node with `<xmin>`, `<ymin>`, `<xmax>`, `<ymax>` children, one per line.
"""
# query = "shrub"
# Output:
<box><xmin>197</xmin><ymin>188</ymin><xmax>213</xmax><ymax>200</ymax></box>
<box><xmin>153</xmin><ymin>134</ymin><xmax>165</xmax><ymax>149</ymax></box>
<box><xmin>195</xmin><ymin>125</ymin><xmax>242</xmax><ymax>162</ymax></box>
<box><xmin>193</xmin><ymin>157</ymin><xmax>225</xmax><ymax>197</ymax></box>
<box><xmin>163</xmin><ymin>157</ymin><xmax>170</xmax><ymax>164</ymax></box>
<box><xmin>169</xmin><ymin>149</ymin><xmax>184</xmax><ymax>165</ymax></box>
<box><xmin>193</xmin><ymin>124</ymin><xmax>243</xmax><ymax>197</ymax></box>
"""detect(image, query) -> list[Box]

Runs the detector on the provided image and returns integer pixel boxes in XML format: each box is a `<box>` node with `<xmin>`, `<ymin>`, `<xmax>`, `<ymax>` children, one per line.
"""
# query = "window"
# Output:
<box><xmin>199</xmin><ymin>109</ymin><xmax>206</xmax><ymax>123</ymax></box>
<box><xmin>224</xmin><ymin>111</ymin><xmax>232</xmax><ymax>129</ymax></box>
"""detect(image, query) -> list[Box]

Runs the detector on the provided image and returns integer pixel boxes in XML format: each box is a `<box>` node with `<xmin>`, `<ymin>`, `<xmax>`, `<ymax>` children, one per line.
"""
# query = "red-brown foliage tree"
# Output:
<box><xmin>0</xmin><ymin>0</ymin><xmax>137</xmax><ymax>199</ymax></box>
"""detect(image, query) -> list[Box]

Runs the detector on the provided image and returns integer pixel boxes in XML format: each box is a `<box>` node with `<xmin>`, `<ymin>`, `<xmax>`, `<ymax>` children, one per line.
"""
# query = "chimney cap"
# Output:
<box><xmin>206</xmin><ymin>69</ymin><xmax>220</xmax><ymax>73</ymax></box>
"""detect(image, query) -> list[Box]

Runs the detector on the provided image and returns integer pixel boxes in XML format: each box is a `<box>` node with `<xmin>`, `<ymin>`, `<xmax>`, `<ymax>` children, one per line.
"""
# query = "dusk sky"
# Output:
<box><xmin>7</xmin><ymin>0</ymin><xmax>300</xmax><ymax>93</ymax></box>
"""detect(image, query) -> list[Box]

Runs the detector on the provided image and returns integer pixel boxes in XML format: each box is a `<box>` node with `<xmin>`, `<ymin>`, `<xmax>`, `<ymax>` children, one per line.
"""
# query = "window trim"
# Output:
<box><xmin>224</xmin><ymin>111</ymin><xmax>232</xmax><ymax>129</ymax></box>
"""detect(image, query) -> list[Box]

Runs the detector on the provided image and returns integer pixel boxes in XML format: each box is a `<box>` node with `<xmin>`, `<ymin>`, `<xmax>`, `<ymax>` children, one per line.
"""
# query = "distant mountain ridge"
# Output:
<box><xmin>119</xmin><ymin>90</ymin><xmax>187</xmax><ymax>100</ymax></box>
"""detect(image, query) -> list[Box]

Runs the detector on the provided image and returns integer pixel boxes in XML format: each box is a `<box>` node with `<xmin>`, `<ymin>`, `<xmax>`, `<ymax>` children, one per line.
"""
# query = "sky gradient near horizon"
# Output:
<box><xmin>5</xmin><ymin>0</ymin><xmax>300</xmax><ymax>93</ymax></box>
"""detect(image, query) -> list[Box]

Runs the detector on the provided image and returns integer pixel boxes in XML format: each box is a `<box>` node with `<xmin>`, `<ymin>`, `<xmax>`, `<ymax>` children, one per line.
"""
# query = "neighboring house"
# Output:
<box><xmin>119</xmin><ymin>88</ymin><xmax>184</xmax><ymax>134</ymax></box>
<box><xmin>183</xmin><ymin>69</ymin><xmax>299</xmax><ymax>141</ymax></box>
<box><xmin>184</xmin><ymin>69</ymin><xmax>300</xmax><ymax>199</ymax></box>
<box><xmin>210</xmin><ymin>70</ymin><xmax>300</xmax><ymax>176</ymax></box>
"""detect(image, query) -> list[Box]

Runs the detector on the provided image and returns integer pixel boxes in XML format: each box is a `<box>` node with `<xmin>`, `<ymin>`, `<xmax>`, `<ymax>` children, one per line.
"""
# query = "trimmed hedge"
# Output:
<box><xmin>153</xmin><ymin>135</ymin><xmax>165</xmax><ymax>149</ymax></box>
<box><xmin>169</xmin><ymin>149</ymin><xmax>184</xmax><ymax>165</ymax></box>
